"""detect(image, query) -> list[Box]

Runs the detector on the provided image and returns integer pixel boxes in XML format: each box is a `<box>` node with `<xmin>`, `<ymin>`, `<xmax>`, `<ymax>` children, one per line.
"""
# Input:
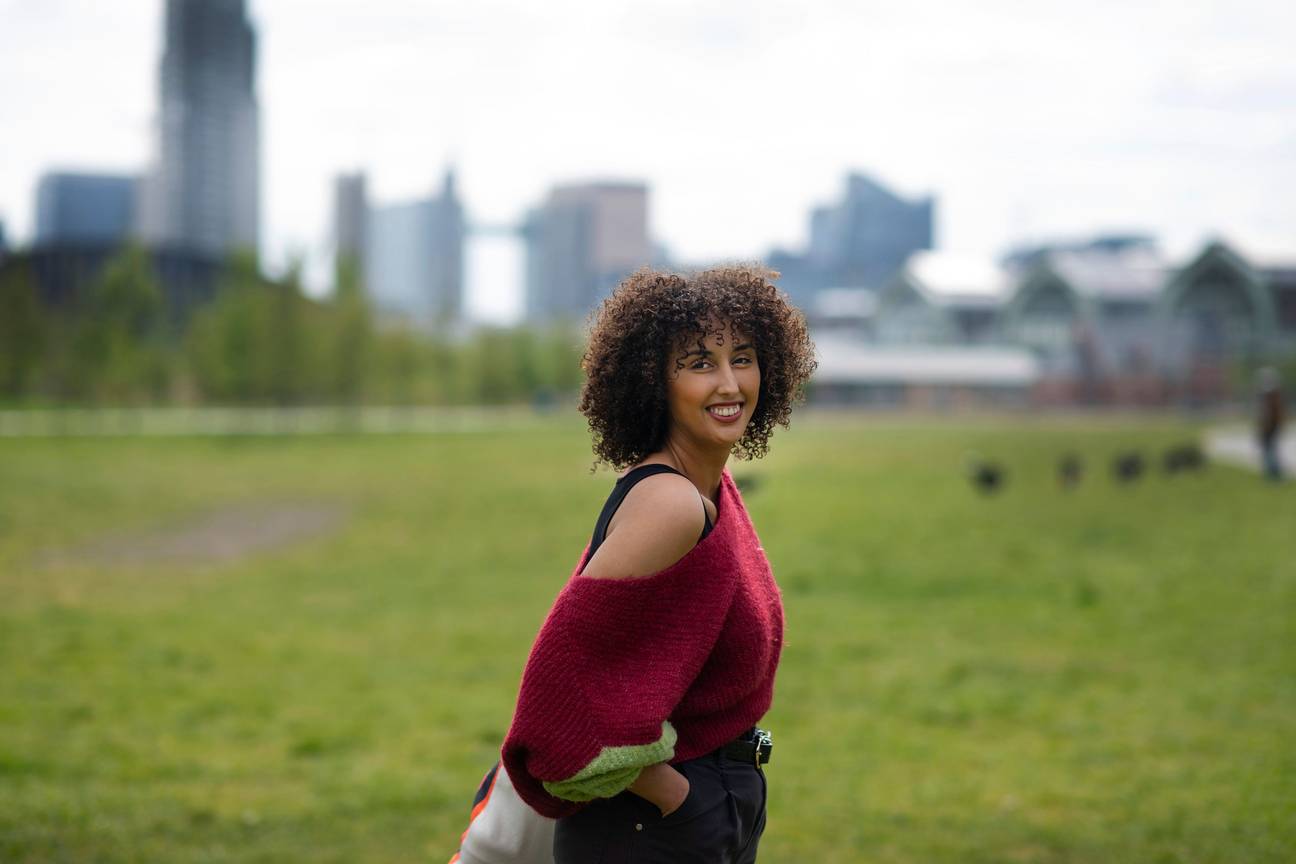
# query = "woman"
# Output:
<box><xmin>453</xmin><ymin>265</ymin><xmax>815</xmax><ymax>864</ymax></box>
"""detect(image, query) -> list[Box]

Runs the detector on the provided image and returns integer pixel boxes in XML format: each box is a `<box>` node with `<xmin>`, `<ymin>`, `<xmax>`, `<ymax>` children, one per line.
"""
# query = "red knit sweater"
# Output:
<box><xmin>502</xmin><ymin>468</ymin><xmax>784</xmax><ymax>818</ymax></box>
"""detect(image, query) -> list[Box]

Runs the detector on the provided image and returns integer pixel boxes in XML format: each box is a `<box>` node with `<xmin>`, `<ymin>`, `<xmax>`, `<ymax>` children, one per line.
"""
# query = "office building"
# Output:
<box><xmin>363</xmin><ymin>169</ymin><xmax>464</xmax><ymax>323</ymax></box>
<box><xmin>137</xmin><ymin>0</ymin><xmax>260</xmax><ymax>258</ymax></box>
<box><xmin>766</xmin><ymin>172</ymin><xmax>935</xmax><ymax>306</ymax></box>
<box><xmin>1157</xmin><ymin>241</ymin><xmax>1276</xmax><ymax>387</ymax></box>
<box><xmin>35</xmin><ymin>172</ymin><xmax>139</xmax><ymax>246</ymax></box>
<box><xmin>1002</xmin><ymin>236</ymin><xmax>1166</xmax><ymax>379</ymax></box>
<box><xmin>809</xmin><ymin>173</ymin><xmax>934</xmax><ymax>288</ymax></box>
<box><xmin>333</xmin><ymin>172</ymin><xmax>368</xmax><ymax>268</ymax></box>
<box><xmin>524</xmin><ymin>181</ymin><xmax>650</xmax><ymax>322</ymax></box>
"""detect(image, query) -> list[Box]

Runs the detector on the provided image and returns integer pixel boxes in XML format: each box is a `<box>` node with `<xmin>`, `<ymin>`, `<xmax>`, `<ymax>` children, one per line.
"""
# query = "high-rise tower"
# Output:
<box><xmin>138</xmin><ymin>0</ymin><xmax>260</xmax><ymax>258</ymax></box>
<box><xmin>808</xmin><ymin>174</ymin><xmax>934</xmax><ymax>289</ymax></box>
<box><xmin>333</xmin><ymin>172</ymin><xmax>368</xmax><ymax>269</ymax></box>
<box><xmin>523</xmin><ymin>181</ymin><xmax>650</xmax><ymax>322</ymax></box>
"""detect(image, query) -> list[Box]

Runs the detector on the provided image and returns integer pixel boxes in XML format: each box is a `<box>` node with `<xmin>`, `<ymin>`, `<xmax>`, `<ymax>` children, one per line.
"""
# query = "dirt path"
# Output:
<box><xmin>41</xmin><ymin>503</ymin><xmax>351</xmax><ymax>568</ymax></box>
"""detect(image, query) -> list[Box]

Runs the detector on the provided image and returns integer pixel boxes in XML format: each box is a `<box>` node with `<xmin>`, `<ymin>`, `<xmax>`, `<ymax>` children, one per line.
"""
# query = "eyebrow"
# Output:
<box><xmin>681</xmin><ymin>342</ymin><xmax>755</xmax><ymax>357</ymax></box>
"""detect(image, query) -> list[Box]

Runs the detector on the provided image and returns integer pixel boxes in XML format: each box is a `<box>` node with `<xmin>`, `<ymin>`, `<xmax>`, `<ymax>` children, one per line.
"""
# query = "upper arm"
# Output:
<box><xmin>580</xmin><ymin>474</ymin><xmax>707</xmax><ymax>579</ymax></box>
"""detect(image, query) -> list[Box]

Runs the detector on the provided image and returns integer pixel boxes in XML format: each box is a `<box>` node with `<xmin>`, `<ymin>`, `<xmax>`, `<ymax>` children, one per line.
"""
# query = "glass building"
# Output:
<box><xmin>137</xmin><ymin>0</ymin><xmax>260</xmax><ymax>257</ymax></box>
<box><xmin>35</xmin><ymin>172</ymin><xmax>139</xmax><ymax>246</ymax></box>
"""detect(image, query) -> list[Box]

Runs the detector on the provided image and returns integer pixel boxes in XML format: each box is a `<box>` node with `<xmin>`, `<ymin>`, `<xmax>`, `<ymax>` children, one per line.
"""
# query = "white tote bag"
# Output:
<box><xmin>449</xmin><ymin>760</ymin><xmax>555</xmax><ymax>864</ymax></box>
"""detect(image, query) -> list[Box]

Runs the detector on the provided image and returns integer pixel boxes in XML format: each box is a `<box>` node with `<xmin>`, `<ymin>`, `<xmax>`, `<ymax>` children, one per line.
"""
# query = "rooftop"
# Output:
<box><xmin>815</xmin><ymin>335</ymin><xmax>1039</xmax><ymax>386</ymax></box>
<box><xmin>903</xmin><ymin>250</ymin><xmax>1010</xmax><ymax>306</ymax></box>
<box><xmin>811</xmin><ymin>288</ymin><xmax>877</xmax><ymax>320</ymax></box>
<box><xmin>1044</xmin><ymin>245</ymin><xmax>1167</xmax><ymax>300</ymax></box>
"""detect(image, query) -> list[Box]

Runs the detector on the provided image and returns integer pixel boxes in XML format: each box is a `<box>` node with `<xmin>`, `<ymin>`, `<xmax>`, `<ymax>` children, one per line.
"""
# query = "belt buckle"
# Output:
<box><xmin>753</xmin><ymin>728</ymin><xmax>772</xmax><ymax>767</ymax></box>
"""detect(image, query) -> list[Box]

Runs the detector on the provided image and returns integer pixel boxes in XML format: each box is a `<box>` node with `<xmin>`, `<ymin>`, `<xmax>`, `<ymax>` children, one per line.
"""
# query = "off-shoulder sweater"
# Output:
<box><xmin>501</xmin><ymin>468</ymin><xmax>784</xmax><ymax>819</ymax></box>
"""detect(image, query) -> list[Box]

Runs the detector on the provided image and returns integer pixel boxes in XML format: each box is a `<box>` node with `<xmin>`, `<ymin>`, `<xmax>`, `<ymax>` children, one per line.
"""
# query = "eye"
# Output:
<box><xmin>690</xmin><ymin>358</ymin><xmax>711</xmax><ymax>370</ymax></box>
<box><xmin>734</xmin><ymin>355</ymin><xmax>754</xmax><ymax>365</ymax></box>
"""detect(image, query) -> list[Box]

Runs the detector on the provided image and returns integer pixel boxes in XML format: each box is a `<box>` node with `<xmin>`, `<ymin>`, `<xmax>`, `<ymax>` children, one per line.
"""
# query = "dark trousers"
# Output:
<box><xmin>553</xmin><ymin>749</ymin><xmax>767</xmax><ymax>863</ymax></box>
<box><xmin>1261</xmin><ymin>435</ymin><xmax>1284</xmax><ymax>481</ymax></box>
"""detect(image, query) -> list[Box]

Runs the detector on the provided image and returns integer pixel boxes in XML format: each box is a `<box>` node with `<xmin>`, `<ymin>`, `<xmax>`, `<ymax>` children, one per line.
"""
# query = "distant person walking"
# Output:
<box><xmin>1257</xmin><ymin>367</ymin><xmax>1285</xmax><ymax>481</ymax></box>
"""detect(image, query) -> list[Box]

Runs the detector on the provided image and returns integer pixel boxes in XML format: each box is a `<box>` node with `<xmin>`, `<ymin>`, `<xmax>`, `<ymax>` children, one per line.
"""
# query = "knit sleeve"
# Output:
<box><xmin>500</xmin><ymin>538</ymin><xmax>741</xmax><ymax>819</ymax></box>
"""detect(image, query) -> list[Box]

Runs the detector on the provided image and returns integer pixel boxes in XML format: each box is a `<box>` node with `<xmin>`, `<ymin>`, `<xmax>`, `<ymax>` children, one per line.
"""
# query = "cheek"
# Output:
<box><xmin>745</xmin><ymin>370</ymin><xmax>762</xmax><ymax>411</ymax></box>
<box><xmin>665</xmin><ymin>376</ymin><xmax>700</xmax><ymax>417</ymax></box>
<box><xmin>680</xmin><ymin>380</ymin><xmax>710</xmax><ymax>409</ymax></box>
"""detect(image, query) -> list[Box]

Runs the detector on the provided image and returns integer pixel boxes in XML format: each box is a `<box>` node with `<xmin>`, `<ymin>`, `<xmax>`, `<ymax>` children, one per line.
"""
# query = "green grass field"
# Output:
<box><xmin>2</xmin><ymin>415</ymin><xmax>1293</xmax><ymax>863</ymax></box>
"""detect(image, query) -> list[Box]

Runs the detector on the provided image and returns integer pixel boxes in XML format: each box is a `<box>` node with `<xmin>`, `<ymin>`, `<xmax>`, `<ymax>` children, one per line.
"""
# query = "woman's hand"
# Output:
<box><xmin>627</xmin><ymin>762</ymin><xmax>690</xmax><ymax>817</ymax></box>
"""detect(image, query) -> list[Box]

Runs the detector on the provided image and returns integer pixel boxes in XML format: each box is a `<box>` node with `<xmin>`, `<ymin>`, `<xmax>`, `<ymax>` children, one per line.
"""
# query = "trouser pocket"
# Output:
<box><xmin>553</xmin><ymin>754</ymin><xmax>769</xmax><ymax>864</ymax></box>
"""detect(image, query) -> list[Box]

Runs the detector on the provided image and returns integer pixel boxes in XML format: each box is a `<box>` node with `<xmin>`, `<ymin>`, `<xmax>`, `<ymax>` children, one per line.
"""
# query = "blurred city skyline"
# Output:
<box><xmin>2</xmin><ymin>0</ymin><xmax>1294</xmax><ymax>323</ymax></box>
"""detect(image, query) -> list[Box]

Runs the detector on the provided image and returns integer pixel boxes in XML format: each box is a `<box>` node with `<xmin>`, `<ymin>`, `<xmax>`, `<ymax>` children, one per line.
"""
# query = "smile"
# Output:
<box><xmin>707</xmin><ymin>403</ymin><xmax>743</xmax><ymax>420</ymax></box>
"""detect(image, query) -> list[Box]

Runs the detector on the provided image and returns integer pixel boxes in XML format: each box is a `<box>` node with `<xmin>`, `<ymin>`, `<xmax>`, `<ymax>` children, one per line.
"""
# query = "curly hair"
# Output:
<box><xmin>578</xmin><ymin>264</ymin><xmax>817</xmax><ymax>469</ymax></box>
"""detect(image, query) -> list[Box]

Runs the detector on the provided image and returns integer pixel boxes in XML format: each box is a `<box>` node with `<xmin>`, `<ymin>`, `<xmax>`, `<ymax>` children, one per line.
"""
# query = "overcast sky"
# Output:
<box><xmin>2</xmin><ymin>0</ymin><xmax>1294</xmax><ymax>321</ymax></box>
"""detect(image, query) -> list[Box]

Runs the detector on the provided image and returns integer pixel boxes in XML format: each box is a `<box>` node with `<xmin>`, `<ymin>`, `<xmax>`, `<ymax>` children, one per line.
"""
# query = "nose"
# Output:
<box><xmin>716</xmin><ymin>360</ymin><xmax>740</xmax><ymax>396</ymax></box>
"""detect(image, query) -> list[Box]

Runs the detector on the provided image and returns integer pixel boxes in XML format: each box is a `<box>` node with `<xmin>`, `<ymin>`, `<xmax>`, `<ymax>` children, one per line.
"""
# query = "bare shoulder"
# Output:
<box><xmin>580</xmin><ymin>473</ymin><xmax>708</xmax><ymax>579</ymax></box>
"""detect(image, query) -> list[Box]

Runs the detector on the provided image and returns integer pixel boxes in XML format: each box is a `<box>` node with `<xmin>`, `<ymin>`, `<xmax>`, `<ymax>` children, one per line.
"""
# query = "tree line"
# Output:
<box><xmin>0</xmin><ymin>245</ymin><xmax>585</xmax><ymax>407</ymax></box>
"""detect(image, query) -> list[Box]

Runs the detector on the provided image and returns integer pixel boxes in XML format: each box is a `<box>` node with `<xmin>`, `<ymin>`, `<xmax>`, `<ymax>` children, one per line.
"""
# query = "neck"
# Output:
<box><xmin>656</xmin><ymin>433</ymin><xmax>728</xmax><ymax>501</ymax></box>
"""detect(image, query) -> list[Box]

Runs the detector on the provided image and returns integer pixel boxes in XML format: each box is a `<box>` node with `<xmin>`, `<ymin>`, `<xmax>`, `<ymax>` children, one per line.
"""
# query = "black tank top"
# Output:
<box><xmin>577</xmin><ymin>464</ymin><xmax>715</xmax><ymax>574</ymax></box>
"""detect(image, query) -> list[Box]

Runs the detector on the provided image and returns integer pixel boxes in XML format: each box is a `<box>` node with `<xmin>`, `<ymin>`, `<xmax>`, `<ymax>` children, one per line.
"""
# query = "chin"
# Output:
<box><xmin>714</xmin><ymin>426</ymin><xmax>749</xmax><ymax>447</ymax></box>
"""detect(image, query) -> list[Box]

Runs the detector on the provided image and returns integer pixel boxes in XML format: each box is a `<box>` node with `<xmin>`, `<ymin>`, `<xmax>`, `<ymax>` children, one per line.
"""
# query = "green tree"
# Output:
<box><xmin>73</xmin><ymin>244</ymin><xmax>168</xmax><ymax>403</ymax></box>
<box><xmin>543</xmin><ymin>323</ymin><xmax>585</xmax><ymax>394</ymax></box>
<box><xmin>472</xmin><ymin>327</ymin><xmax>523</xmax><ymax>404</ymax></box>
<box><xmin>267</xmin><ymin>257</ymin><xmax>309</xmax><ymax>405</ymax></box>
<box><xmin>374</xmin><ymin>326</ymin><xmax>422</xmax><ymax>405</ymax></box>
<box><xmin>508</xmin><ymin>326</ymin><xmax>542</xmax><ymax>396</ymax></box>
<box><xmin>331</xmin><ymin>255</ymin><xmax>373</xmax><ymax>404</ymax></box>
<box><xmin>187</xmin><ymin>251</ymin><xmax>272</xmax><ymax>402</ymax></box>
<box><xmin>423</xmin><ymin>333</ymin><xmax>464</xmax><ymax>404</ymax></box>
<box><xmin>0</xmin><ymin>263</ymin><xmax>46</xmax><ymax>400</ymax></box>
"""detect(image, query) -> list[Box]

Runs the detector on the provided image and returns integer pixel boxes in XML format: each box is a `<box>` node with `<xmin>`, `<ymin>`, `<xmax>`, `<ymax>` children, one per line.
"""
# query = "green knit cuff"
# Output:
<box><xmin>541</xmin><ymin>721</ymin><xmax>677</xmax><ymax>802</ymax></box>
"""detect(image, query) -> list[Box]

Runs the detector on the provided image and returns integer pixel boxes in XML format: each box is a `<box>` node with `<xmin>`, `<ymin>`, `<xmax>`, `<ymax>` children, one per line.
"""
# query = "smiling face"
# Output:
<box><xmin>664</xmin><ymin>318</ymin><xmax>761</xmax><ymax>454</ymax></box>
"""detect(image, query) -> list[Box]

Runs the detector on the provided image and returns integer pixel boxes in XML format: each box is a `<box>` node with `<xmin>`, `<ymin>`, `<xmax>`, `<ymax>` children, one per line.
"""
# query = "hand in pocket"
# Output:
<box><xmin>628</xmin><ymin>763</ymin><xmax>691</xmax><ymax>817</ymax></box>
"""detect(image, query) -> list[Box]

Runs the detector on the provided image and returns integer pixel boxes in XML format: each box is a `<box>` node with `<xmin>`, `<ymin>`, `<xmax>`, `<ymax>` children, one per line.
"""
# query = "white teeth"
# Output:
<box><xmin>709</xmin><ymin>405</ymin><xmax>740</xmax><ymax>417</ymax></box>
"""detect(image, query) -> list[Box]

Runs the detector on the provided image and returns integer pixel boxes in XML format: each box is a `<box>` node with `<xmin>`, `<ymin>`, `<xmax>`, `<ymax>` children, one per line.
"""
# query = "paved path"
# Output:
<box><xmin>1204</xmin><ymin>426</ymin><xmax>1296</xmax><ymax>475</ymax></box>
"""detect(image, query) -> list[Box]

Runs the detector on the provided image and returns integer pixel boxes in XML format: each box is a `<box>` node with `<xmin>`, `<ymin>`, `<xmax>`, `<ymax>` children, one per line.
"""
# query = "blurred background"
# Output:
<box><xmin>1</xmin><ymin>0</ymin><xmax>1294</xmax><ymax>410</ymax></box>
<box><xmin>1</xmin><ymin>2</ymin><xmax>1294</xmax><ymax>862</ymax></box>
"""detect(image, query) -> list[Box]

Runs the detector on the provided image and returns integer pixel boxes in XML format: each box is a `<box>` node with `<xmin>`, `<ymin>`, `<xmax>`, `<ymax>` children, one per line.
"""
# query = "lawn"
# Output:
<box><xmin>1</xmin><ymin>414</ymin><xmax>1293</xmax><ymax>863</ymax></box>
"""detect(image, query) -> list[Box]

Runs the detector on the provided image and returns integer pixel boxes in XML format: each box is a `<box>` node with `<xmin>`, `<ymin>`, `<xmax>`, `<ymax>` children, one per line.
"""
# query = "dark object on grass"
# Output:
<box><xmin>1058</xmin><ymin>453</ymin><xmax>1084</xmax><ymax>490</ymax></box>
<box><xmin>1162</xmin><ymin>443</ymin><xmax>1206</xmax><ymax>474</ymax></box>
<box><xmin>1112</xmin><ymin>451</ymin><xmax>1145</xmax><ymax>483</ymax></box>
<box><xmin>969</xmin><ymin>460</ymin><xmax>1005</xmax><ymax>495</ymax></box>
<box><xmin>733</xmin><ymin>473</ymin><xmax>762</xmax><ymax>495</ymax></box>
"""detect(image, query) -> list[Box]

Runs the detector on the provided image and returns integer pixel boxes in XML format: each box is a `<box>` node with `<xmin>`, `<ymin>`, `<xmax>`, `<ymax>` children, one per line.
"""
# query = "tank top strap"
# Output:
<box><xmin>580</xmin><ymin>464</ymin><xmax>714</xmax><ymax>573</ymax></box>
